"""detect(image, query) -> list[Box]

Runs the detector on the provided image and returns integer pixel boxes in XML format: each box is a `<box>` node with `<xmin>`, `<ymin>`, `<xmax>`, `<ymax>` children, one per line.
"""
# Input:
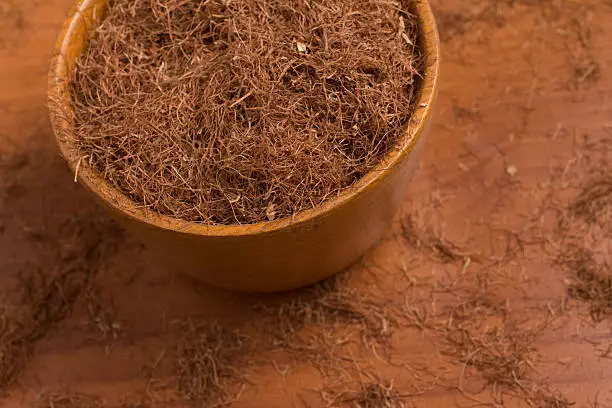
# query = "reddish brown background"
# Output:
<box><xmin>1</xmin><ymin>0</ymin><xmax>611</xmax><ymax>407</ymax></box>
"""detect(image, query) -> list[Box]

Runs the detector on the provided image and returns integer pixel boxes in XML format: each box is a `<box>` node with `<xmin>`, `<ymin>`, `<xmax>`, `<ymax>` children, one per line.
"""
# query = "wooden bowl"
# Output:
<box><xmin>48</xmin><ymin>0</ymin><xmax>440</xmax><ymax>292</ymax></box>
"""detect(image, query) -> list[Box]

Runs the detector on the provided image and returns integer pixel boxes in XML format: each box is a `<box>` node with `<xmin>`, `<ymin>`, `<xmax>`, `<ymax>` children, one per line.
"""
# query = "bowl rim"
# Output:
<box><xmin>48</xmin><ymin>0</ymin><xmax>440</xmax><ymax>238</ymax></box>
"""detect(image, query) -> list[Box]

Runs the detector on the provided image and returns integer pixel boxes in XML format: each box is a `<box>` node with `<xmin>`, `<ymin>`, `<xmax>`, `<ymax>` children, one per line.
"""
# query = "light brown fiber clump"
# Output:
<box><xmin>69</xmin><ymin>0</ymin><xmax>423</xmax><ymax>224</ymax></box>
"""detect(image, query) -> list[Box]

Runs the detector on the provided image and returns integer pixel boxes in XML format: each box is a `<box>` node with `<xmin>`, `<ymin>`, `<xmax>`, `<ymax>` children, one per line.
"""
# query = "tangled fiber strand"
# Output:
<box><xmin>322</xmin><ymin>377</ymin><xmax>412</xmax><ymax>408</ymax></box>
<box><xmin>0</xmin><ymin>214</ymin><xmax>121</xmax><ymax>391</ymax></box>
<box><xmin>68</xmin><ymin>0</ymin><xmax>423</xmax><ymax>224</ymax></box>
<box><xmin>175</xmin><ymin>321</ymin><xmax>250</xmax><ymax>404</ymax></box>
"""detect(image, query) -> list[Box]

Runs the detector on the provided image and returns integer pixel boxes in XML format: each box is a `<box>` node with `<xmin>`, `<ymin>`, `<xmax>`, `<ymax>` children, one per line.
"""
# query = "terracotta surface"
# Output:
<box><xmin>1</xmin><ymin>0</ymin><xmax>612</xmax><ymax>407</ymax></box>
<box><xmin>47</xmin><ymin>0</ymin><xmax>439</xmax><ymax>292</ymax></box>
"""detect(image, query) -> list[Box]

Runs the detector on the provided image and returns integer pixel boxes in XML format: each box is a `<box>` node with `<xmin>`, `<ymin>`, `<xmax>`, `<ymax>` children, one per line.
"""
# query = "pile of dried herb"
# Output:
<box><xmin>69</xmin><ymin>0</ymin><xmax>423</xmax><ymax>224</ymax></box>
